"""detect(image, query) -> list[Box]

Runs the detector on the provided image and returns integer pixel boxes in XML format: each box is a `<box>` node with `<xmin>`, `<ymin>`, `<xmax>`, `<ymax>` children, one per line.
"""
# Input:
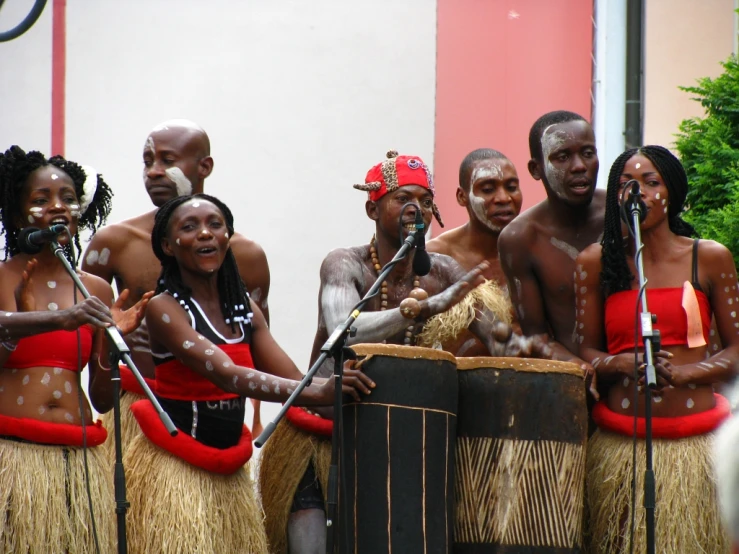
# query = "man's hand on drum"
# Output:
<box><xmin>425</xmin><ymin>262</ymin><xmax>493</xmax><ymax>318</ymax></box>
<box><xmin>315</xmin><ymin>360</ymin><xmax>376</xmax><ymax>403</ymax></box>
<box><xmin>486</xmin><ymin>321</ymin><xmax>553</xmax><ymax>359</ymax></box>
<box><xmin>576</xmin><ymin>360</ymin><xmax>599</xmax><ymax>401</ymax></box>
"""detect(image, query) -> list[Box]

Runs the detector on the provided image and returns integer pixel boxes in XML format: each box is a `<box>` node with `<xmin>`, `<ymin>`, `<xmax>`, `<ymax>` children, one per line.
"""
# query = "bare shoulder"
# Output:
<box><xmin>87</xmin><ymin>211</ymin><xmax>155</xmax><ymax>250</ymax></box>
<box><xmin>576</xmin><ymin>242</ymin><xmax>603</xmax><ymax>271</ymax></box>
<box><xmin>427</xmin><ymin>227</ymin><xmax>463</xmax><ymax>256</ymax></box>
<box><xmin>698</xmin><ymin>239</ymin><xmax>735</xmax><ymax>270</ymax></box>
<box><xmin>79</xmin><ymin>271</ymin><xmax>114</xmax><ymax>301</ymax></box>
<box><xmin>229</xmin><ymin>232</ymin><xmax>268</xmax><ymax>266</ymax></box>
<box><xmin>320</xmin><ymin>246</ymin><xmax>366</xmax><ymax>281</ymax></box>
<box><xmin>499</xmin><ymin>205</ymin><xmax>541</xmax><ymax>251</ymax></box>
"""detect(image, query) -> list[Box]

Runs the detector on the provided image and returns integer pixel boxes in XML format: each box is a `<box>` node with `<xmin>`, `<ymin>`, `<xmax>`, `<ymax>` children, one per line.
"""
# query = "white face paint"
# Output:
<box><xmin>165</xmin><ymin>167</ymin><xmax>193</xmax><ymax>196</ymax></box>
<box><xmin>29</xmin><ymin>207</ymin><xmax>43</xmax><ymax>218</ymax></box>
<box><xmin>27</xmin><ymin>215</ymin><xmax>34</xmax><ymax>223</ymax></box>
<box><xmin>635</xmin><ymin>163</ymin><xmax>641</xmax><ymax>169</ymax></box>
<box><xmin>176</xmin><ymin>238</ymin><xmax>181</xmax><ymax>245</ymax></box>
<box><xmin>146</xmin><ymin>136</ymin><xmax>156</xmax><ymax>154</ymax></box>
<box><xmin>468</xmin><ymin>163</ymin><xmax>505</xmax><ymax>232</ymax></box>
<box><xmin>98</xmin><ymin>248</ymin><xmax>111</xmax><ymax>266</ymax></box>
<box><xmin>540</xmin><ymin>124</ymin><xmax>569</xmax><ymax>196</ymax></box>
<box><xmin>50</xmin><ymin>174</ymin><xmax>58</xmax><ymax>181</ymax></box>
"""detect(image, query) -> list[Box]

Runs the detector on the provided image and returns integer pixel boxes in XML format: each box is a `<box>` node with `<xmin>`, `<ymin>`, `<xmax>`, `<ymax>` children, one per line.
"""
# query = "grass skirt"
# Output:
<box><xmin>417</xmin><ymin>279</ymin><xmax>512</xmax><ymax>349</ymax></box>
<box><xmin>99</xmin><ymin>390</ymin><xmax>143</xmax><ymax>459</ymax></box>
<box><xmin>0</xmin><ymin>437</ymin><xmax>115</xmax><ymax>553</ymax></box>
<box><xmin>586</xmin><ymin>429</ymin><xmax>729</xmax><ymax>553</ymax></box>
<box><xmin>124</xmin><ymin>433</ymin><xmax>268</xmax><ymax>554</ymax></box>
<box><xmin>257</xmin><ymin>419</ymin><xmax>331</xmax><ymax>554</ymax></box>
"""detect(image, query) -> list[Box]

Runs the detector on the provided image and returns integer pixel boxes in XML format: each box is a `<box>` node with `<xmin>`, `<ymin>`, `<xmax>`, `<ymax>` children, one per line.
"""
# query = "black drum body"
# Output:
<box><xmin>454</xmin><ymin>358</ymin><xmax>588</xmax><ymax>554</ymax></box>
<box><xmin>341</xmin><ymin>344</ymin><xmax>458</xmax><ymax>554</ymax></box>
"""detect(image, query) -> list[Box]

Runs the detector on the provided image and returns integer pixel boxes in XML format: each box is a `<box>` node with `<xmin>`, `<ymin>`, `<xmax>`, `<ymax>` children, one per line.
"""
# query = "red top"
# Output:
<box><xmin>155</xmin><ymin>342</ymin><xmax>254</xmax><ymax>401</ymax></box>
<box><xmin>605</xmin><ymin>288</ymin><xmax>711</xmax><ymax>355</ymax></box>
<box><xmin>5</xmin><ymin>326</ymin><xmax>94</xmax><ymax>371</ymax></box>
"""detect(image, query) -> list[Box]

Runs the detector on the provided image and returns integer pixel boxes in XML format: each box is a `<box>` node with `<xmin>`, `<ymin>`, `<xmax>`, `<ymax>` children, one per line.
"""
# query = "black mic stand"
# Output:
<box><xmin>49</xmin><ymin>240</ymin><xmax>177</xmax><ymax>554</ymax></box>
<box><xmin>255</xmin><ymin>227</ymin><xmax>421</xmax><ymax>554</ymax></box>
<box><xmin>625</xmin><ymin>200</ymin><xmax>658</xmax><ymax>554</ymax></box>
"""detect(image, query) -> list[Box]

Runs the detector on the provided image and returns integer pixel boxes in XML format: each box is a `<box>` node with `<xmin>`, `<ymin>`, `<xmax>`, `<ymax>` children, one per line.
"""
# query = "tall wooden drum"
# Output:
<box><xmin>341</xmin><ymin>344</ymin><xmax>458</xmax><ymax>554</ymax></box>
<box><xmin>454</xmin><ymin>358</ymin><xmax>587</xmax><ymax>553</ymax></box>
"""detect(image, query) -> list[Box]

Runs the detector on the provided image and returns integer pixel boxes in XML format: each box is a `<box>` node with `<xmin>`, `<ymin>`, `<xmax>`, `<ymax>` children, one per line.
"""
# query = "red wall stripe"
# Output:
<box><xmin>433</xmin><ymin>0</ymin><xmax>594</xmax><ymax>232</ymax></box>
<box><xmin>51</xmin><ymin>0</ymin><xmax>66</xmax><ymax>156</ymax></box>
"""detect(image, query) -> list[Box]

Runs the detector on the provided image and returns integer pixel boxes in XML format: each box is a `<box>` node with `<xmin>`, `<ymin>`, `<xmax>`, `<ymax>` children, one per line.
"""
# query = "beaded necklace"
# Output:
<box><xmin>369</xmin><ymin>235</ymin><xmax>428</xmax><ymax>345</ymax></box>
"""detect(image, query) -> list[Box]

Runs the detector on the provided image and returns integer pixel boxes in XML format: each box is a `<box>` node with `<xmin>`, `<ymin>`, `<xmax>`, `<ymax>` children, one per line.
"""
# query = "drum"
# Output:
<box><xmin>341</xmin><ymin>344</ymin><xmax>458</xmax><ymax>554</ymax></box>
<box><xmin>454</xmin><ymin>357</ymin><xmax>587</xmax><ymax>553</ymax></box>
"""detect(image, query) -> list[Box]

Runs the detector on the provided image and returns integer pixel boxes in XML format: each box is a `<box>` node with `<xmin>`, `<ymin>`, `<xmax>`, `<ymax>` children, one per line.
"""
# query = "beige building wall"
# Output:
<box><xmin>644</xmin><ymin>0</ymin><xmax>735</xmax><ymax>149</ymax></box>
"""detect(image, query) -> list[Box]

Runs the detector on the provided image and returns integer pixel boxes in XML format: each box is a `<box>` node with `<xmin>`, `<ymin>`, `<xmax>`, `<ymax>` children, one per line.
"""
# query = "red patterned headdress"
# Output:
<box><xmin>354</xmin><ymin>150</ymin><xmax>444</xmax><ymax>226</ymax></box>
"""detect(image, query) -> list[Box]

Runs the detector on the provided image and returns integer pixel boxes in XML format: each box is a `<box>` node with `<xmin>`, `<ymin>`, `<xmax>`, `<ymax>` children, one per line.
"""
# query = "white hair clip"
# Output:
<box><xmin>79</xmin><ymin>165</ymin><xmax>98</xmax><ymax>215</ymax></box>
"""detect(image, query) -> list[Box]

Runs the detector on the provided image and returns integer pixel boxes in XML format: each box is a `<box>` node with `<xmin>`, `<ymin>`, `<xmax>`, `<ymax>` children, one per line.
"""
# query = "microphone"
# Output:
<box><xmin>411</xmin><ymin>209</ymin><xmax>431</xmax><ymax>277</ymax></box>
<box><xmin>621</xmin><ymin>179</ymin><xmax>647</xmax><ymax>225</ymax></box>
<box><xmin>17</xmin><ymin>224</ymin><xmax>68</xmax><ymax>254</ymax></box>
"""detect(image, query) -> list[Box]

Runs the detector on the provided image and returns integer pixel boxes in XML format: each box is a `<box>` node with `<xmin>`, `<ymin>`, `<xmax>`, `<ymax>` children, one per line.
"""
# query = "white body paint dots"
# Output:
<box><xmin>98</xmin><ymin>248</ymin><xmax>111</xmax><ymax>266</ymax></box>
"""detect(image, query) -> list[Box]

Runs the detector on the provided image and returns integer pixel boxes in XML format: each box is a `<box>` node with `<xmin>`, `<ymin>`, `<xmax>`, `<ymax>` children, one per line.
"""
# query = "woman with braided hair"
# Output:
<box><xmin>575</xmin><ymin>145</ymin><xmax>736</xmax><ymax>552</ymax></box>
<box><xmin>124</xmin><ymin>193</ymin><xmax>373</xmax><ymax>553</ymax></box>
<box><xmin>0</xmin><ymin>145</ymin><xmax>150</xmax><ymax>552</ymax></box>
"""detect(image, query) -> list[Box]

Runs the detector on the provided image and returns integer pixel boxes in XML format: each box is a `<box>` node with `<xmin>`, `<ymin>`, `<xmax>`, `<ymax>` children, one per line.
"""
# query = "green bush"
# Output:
<box><xmin>675</xmin><ymin>55</ymin><xmax>739</xmax><ymax>266</ymax></box>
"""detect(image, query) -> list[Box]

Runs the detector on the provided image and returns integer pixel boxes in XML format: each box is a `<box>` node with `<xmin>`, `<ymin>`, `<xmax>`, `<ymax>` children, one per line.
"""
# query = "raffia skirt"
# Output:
<box><xmin>416</xmin><ymin>279</ymin><xmax>512</xmax><ymax>350</ymax></box>
<box><xmin>0</xmin><ymin>425</ymin><xmax>115</xmax><ymax>553</ymax></box>
<box><xmin>257</xmin><ymin>414</ymin><xmax>331</xmax><ymax>554</ymax></box>
<box><xmin>99</xmin><ymin>390</ymin><xmax>143</xmax><ymax>458</ymax></box>
<box><xmin>586</xmin><ymin>397</ymin><xmax>731</xmax><ymax>554</ymax></box>
<box><xmin>124</xmin><ymin>399</ymin><xmax>268</xmax><ymax>554</ymax></box>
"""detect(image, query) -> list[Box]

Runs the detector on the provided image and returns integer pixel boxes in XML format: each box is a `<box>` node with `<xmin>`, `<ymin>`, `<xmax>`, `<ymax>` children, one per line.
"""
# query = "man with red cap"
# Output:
<box><xmin>258</xmin><ymin>150</ymin><xmax>551</xmax><ymax>554</ymax></box>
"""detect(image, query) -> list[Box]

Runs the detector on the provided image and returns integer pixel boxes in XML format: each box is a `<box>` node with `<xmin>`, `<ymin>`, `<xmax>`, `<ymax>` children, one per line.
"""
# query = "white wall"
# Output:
<box><xmin>0</xmin><ymin>0</ymin><xmax>437</xmax><ymax>423</ymax></box>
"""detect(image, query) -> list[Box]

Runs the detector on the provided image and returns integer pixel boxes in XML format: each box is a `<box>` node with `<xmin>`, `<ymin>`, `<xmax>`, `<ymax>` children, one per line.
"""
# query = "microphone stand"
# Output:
<box><xmin>255</xmin><ymin>227</ymin><xmax>421</xmax><ymax>554</ymax></box>
<box><xmin>625</xmin><ymin>200</ymin><xmax>658</xmax><ymax>554</ymax></box>
<box><xmin>49</xmin><ymin>240</ymin><xmax>177</xmax><ymax>554</ymax></box>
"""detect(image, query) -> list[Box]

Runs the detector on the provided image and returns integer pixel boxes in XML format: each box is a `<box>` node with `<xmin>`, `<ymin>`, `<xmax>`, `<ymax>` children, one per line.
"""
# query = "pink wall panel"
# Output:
<box><xmin>434</xmin><ymin>0</ymin><xmax>594</xmax><ymax>231</ymax></box>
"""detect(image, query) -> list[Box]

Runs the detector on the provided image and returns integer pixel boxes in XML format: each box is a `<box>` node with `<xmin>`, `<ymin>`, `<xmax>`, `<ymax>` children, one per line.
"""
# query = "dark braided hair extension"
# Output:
<box><xmin>151</xmin><ymin>193</ymin><xmax>252</xmax><ymax>332</ymax></box>
<box><xmin>0</xmin><ymin>145</ymin><xmax>113</xmax><ymax>264</ymax></box>
<box><xmin>458</xmin><ymin>148</ymin><xmax>508</xmax><ymax>190</ymax></box>
<box><xmin>600</xmin><ymin>145</ymin><xmax>698</xmax><ymax>297</ymax></box>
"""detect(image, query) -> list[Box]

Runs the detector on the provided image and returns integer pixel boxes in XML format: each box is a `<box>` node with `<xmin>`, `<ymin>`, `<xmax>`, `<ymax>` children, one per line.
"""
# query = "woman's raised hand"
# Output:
<box><xmin>112</xmin><ymin>289</ymin><xmax>154</xmax><ymax>335</ymax></box>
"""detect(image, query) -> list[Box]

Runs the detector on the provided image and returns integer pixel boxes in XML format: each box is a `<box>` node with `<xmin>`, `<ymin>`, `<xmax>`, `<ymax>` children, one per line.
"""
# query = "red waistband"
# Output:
<box><xmin>592</xmin><ymin>393</ymin><xmax>730</xmax><ymax>439</ymax></box>
<box><xmin>119</xmin><ymin>365</ymin><xmax>157</xmax><ymax>396</ymax></box>
<box><xmin>286</xmin><ymin>406</ymin><xmax>333</xmax><ymax>437</ymax></box>
<box><xmin>0</xmin><ymin>413</ymin><xmax>107</xmax><ymax>446</ymax></box>
<box><xmin>130</xmin><ymin>399</ymin><xmax>252</xmax><ymax>475</ymax></box>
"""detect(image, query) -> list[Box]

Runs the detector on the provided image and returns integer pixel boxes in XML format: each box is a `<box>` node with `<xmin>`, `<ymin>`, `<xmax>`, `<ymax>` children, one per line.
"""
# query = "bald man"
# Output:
<box><xmin>83</xmin><ymin>121</ymin><xmax>270</xmax><ymax>431</ymax></box>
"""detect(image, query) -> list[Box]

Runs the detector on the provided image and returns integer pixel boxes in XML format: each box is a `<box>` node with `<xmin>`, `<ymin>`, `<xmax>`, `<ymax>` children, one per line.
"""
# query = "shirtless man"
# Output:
<box><xmin>426</xmin><ymin>148</ymin><xmax>523</xmax><ymax>354</ymax></box>
<box><xmin>82</xmin><ymin>120</ymin><xmax>270</xmax><ymax>433</ymax></box>
<box><xmin>498</xmin><ymin>110</ymin><xmax>604</xmax><ymax>394</ymax></box>
<box><xmin>261</xmin><ymin>150</ymin><xmax>550</xmax><ymax>554</ymax></box>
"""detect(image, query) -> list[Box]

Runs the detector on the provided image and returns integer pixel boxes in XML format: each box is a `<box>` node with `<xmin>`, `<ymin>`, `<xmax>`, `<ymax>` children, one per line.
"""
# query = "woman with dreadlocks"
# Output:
<box><xmin>575</xmin><ymin>145</ymin><xmax>736</xmax><ymax>553</ymax></box>
<box><xmin>0</xmin><ymin>145</ymin><xmax>150</xmax><ymax>552</ymax></box>
<box><xmin>124</xmin><ymin>193</ymin><xmax>373</xmax><ymax>554</ymax></box>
